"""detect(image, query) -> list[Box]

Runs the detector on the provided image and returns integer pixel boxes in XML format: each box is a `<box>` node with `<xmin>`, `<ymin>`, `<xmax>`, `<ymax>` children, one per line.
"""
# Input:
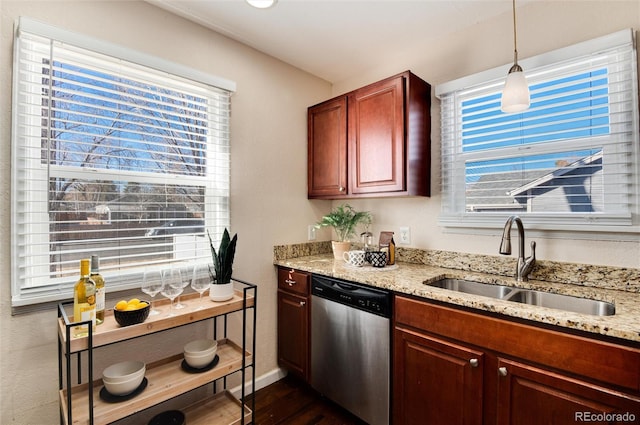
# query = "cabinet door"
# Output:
<box><xmin>394</xmin><ymin>326</ymin><xmax>484</xmax><ymax>425</ymax></box>
<box><xmin>277</xmin><ymin>290</ymin><xmax>310</xmax><ymax>381</ymax></box>
<box><xmin>348</xmin><ymin>75</ymin><xmax>405</xmax><ymax>194</ymax></box>
<box><xmin>308</xmin><ymin>96</ymin><xmax>348</xmax><ymax>198</ymax></box>
<box><xmin>497</xmin><ymin>358</ymin><xmax>640</xmax><ymax>425</ymax></box>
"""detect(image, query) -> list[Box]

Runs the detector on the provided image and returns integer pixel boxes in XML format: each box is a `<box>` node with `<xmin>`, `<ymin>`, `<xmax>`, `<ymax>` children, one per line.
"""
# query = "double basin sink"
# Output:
<box><xmin>427</xmin><ymin>278</ymin><xmax>615</xmax><ymax>316</ymax></box>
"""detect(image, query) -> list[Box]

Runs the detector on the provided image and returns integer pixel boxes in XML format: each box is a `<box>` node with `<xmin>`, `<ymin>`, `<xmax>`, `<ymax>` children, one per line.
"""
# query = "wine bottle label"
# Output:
<box><xmin>78</xmin><ymin>304</ymin><xmax>95</xmax><ymax>323</ymax></box>
<box><xmin>74</xmin><ymin>303</ymin><xmax>96</xmax><ymax>337</ymax></box>
<box><xmin>96</xmin><ymin>287</ymin><xmax>105</xmax><ymax>311</ymax></box>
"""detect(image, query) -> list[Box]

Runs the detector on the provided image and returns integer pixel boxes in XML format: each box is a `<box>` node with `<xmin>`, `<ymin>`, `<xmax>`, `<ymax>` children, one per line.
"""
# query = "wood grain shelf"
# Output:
<box><xmin>59</xmin><ymin>339</ymin><xmax>252</xmax><ymax>425</ymax></box>
<box><xmin>59</xmin><ymin>290</ymin><xmax>255</xmax><ymax>354</ymax></box>
<box><xmin>185</xmin><ymin>391</ymin><xmax>253</xmax><ymax>425</ymax></box>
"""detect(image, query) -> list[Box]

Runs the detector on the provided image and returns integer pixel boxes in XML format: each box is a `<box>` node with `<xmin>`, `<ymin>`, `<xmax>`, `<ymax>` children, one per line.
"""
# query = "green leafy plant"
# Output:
<box><xmin>208</xmin><ymin>228</ymin><xmax>238</xmax><ymax>284</ymax></box>
<box><xmin>315</xmin><ymin>204</ymin><xmax>372</xmax><ymax>242</ymax></box>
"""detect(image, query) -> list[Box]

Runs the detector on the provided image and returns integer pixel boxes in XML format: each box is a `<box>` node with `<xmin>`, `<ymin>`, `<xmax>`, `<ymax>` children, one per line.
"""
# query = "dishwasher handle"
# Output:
<box><xmin>334</xmin><ymin>282</ymin><xmax>359</xmax><ymax>292</ymax></box>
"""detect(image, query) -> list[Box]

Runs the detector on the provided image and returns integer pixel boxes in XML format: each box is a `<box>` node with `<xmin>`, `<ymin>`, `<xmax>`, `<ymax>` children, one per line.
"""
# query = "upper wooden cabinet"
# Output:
<box><xmin>307</xmin><ymin>71</ymin><xmax>431</xmax><ymax>199</ymax></box>
<box><xmin>307</xmin><ymin>97</ymin><xmax>348</xmax><ymax>198</ymax></box>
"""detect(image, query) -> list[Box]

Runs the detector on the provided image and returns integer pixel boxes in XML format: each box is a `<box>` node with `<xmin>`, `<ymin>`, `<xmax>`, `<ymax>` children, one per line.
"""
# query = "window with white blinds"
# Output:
<box><xmin>11</xmin><ymin>19</ymin><xmax>235</xmax><ymax>307</ymax></box>
<box><xmin>436</xmin><ymin>29</ymin><xmax>639</xmax><ymax>233</ymax></box>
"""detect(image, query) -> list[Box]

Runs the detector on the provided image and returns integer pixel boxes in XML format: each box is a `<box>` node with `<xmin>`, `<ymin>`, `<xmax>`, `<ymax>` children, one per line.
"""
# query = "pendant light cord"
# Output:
<box><xmin>508</xmin><ymin>0</ymin><xmax>522</xmax><ymax>73</ymax></box>
<box><xmin>512</xmin><ymin>0</ymin><xmax>519</xmax><ymax>66</ymax></box>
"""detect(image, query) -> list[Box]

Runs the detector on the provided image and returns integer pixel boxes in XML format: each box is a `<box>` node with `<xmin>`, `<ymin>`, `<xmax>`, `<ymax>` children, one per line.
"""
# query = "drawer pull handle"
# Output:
<box><xmin>285</xmin><ymin>279</ymin><xmax>296</xmax><ymax>286</ymax></box>
<box><xmin>498</xmin><ymin>367</ymin><xmax>508</xmax><ymax>377</ymax></box>
<box><xmin>469</xmin><ymin>358</ymin><xmax>479</xmax><ymax>368</ymax></box>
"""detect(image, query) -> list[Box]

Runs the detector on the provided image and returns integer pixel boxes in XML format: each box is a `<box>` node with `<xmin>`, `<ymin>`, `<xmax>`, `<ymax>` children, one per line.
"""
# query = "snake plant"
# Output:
<box><xmin>208</xmin><ymin>228</ymin><xmax>238</xmax><ymax>284</ymax></box>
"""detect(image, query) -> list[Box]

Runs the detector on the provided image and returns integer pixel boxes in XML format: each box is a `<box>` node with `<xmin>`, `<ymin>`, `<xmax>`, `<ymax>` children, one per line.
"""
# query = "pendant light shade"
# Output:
<box><xmin>246</xmin><ymin>0</ymin><xmax>277</xmax><ymax>8</ymax></box>
<box><xmin>501</xmin><ymin>65</ymin><xmax>530</xmax><ymax>113</ymax></box>
<box><xmin>501</xmin><ymin>0</ymin><xmax>530</xmax><ymax>113</ymax></box>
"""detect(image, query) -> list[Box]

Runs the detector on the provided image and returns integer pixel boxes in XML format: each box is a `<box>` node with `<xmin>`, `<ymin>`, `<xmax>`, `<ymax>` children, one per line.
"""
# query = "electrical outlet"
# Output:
<box><xmin>399</xmin><ymin>226</ymin><xmax>410</xmax><ymax>244</ymax></box>
<box><xmin>308</xmin><ymin>225</ymin><xmax>317</xmax><ymax>241</ymax></box>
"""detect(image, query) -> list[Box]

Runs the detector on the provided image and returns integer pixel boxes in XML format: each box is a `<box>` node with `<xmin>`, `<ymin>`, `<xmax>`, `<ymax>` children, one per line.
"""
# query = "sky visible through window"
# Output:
<box><xmin>462</xmin><ymin>69</ymin><xmax>609</xmax><ymax>184</ymax></box>
<box><xmin>48</xmin><ymin>60</ymin><xmax>208</xmax><ymax>177</ymax></box>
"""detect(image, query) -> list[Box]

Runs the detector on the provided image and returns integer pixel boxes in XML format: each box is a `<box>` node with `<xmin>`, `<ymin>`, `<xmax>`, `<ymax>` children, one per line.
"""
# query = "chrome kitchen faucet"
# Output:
<box><xmin>499</xmin><ymin>215</ymin><xmax>536</xmax><ymax>282</ymax></box>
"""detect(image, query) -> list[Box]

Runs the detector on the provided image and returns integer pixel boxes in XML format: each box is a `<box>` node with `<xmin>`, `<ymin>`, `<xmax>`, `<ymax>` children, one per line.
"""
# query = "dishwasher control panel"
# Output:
<box><xmin>311</xmin><ymin>275</ymin><xmax>392</xmax><ymax>318</ymax></box>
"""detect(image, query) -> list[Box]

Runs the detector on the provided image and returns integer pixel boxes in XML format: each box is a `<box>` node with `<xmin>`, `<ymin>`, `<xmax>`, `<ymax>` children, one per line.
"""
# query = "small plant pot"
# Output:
<box><xmin>209</xmin><ymin>282</ymin><xmax>234</xmax><ymax>302</ymax></box>
<box><xmin>331</xmin><ymin>241</ymin><xmax>351</xmax><ymax>260</ymax></box>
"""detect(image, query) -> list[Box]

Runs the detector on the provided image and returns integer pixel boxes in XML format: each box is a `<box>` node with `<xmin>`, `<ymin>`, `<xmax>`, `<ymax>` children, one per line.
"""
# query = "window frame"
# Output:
<box><xmin>435</xmin><ymin>29</ymin><xmax>640</xmax><ymax>236</ymax></box>
<box><xmin>11</xmin><ymin>18</ymin><xmax>236</xmax><ymax>307</ymax></box>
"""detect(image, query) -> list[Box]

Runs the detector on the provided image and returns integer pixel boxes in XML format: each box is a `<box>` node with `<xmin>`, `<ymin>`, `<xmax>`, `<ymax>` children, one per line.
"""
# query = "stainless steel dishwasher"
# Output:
<box><xmin>311</xmin><ymin>274</ymin><xmax>392</xmax><ymax>425</ymax></box>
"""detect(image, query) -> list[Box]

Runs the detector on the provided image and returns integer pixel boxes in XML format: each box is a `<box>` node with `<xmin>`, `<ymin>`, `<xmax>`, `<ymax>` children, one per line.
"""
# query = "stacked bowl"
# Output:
<box><xmin>183</xmin><ymin>339</ymin><xmax>217</xmax><ymax>369</ymax></box>
<box><xmin>102</xmin><ymin>360</ymin><xmax>146</xmax><ymax>396</ymax></box>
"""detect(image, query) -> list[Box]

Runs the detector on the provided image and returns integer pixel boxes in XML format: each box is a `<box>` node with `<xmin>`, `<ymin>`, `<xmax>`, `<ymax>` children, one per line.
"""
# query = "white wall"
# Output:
<box><xmin>331</xmin><ymin>0</ymin><xmax>640</xmax><ymax>268</ymax></box>
<box><xmin>0</xmin><ymin>1</ymin><xmax>638</xmax><ymax>423</ymax></box>
<box><xmin>0</xmin><ymin>1</ymin><xmax>330</xmax><ymax>423</ymax></box>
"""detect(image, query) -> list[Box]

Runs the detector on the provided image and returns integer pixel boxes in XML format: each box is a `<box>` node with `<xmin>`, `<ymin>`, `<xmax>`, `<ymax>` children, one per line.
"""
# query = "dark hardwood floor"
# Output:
<box><xmin>248</xmin><ymin>374</ymin><xmax>369</xmax><ymax>425</ymax></box>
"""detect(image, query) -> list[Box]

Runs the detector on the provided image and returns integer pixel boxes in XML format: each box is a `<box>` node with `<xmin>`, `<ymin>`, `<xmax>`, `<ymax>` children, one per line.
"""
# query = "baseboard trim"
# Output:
<box><xmin>229</xmin><ymin>367</ymin><xmax>288</xmax><ymax>398</ymax></box>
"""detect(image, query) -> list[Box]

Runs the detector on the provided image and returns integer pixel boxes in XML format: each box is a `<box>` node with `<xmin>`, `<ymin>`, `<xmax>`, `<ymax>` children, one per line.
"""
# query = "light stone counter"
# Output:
<box><xmin>274</xmin><ymin>245</ymin><xmax>640</xmax><ymax>344</ymax></box>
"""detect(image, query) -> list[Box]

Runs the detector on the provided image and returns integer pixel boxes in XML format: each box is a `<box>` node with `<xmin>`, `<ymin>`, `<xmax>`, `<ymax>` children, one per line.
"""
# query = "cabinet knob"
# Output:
<box><xmin>339</xmin><ymin>186</ymin><xmax>345</xmax><ymax>192</ymax></box>
<box><xmin>300</xmin><ymin>301</ymin><xmax>306</xmax><ymax>306</ymax></box>
<box><xmin>469</xmin><ymin>358</ymin><xmax>479</xmax><ymax>368</ymax></box>
<box><xmin>285</xmin><ymin>279</ymin><xmax>296</xmax><ymax>286</ymax></box>
<box><xmin>498</xmin><ymin>367</ymin><xmax>508</xmax><ymax>377</ymax></box>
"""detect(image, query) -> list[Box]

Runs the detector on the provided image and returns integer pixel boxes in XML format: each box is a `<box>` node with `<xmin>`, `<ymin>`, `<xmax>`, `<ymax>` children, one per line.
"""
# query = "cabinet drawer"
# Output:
<box><xmin>278</xmin><ymin>268</ymin><xmax>310</xmax><ymax>296</ymax></box>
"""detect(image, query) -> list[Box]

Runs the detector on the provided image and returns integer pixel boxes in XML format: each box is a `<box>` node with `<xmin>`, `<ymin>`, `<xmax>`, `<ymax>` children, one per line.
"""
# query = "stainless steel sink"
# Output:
<box><xmin>428</xmin><ymin>278</ymin><xmax>513</xmax><ymax>299</ymax></box>
<box><xmin>426</xmin><ymin>278</ymin><xmax>615</xmax><ymax>316</ymax></box>
<box><xmin>504</xmin><ymin>289</ymin><xmax>615</xmax><ymax>316</ymax></box>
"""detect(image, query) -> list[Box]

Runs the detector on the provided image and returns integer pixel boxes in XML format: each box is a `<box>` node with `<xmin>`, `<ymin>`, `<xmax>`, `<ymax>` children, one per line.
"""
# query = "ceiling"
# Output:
<box><xmin>147</xmin><ymin>0</ymin><xmax>529</xmax><ymax>83</ymax></box>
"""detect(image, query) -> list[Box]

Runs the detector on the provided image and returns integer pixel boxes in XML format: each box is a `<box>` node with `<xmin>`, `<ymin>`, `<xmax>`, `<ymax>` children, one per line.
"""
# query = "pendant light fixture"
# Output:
<box><xmin>246</xmin><ymin>0</ymin><xmax>277</xmax><ymax>9</ymax></box>
<box><xmin>501</xmin><ymin>0</ymin><xmax>530</xmax><ymax>113</ymax></box>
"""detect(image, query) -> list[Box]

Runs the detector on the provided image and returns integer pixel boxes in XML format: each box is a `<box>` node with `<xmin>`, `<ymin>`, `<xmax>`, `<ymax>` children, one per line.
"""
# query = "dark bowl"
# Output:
<box><xmin>148</xmin><ymin>410</ymin><xmax>185</xmax><ymax>425</ymax></box>
<box><xmin>113</xmin><ymin>302</ymin><xmax>150</xmax><ymax>327</ymax></box>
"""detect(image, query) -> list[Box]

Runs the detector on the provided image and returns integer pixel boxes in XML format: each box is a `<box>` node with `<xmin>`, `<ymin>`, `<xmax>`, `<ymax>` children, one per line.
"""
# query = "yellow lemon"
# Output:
<box><xmin>137</xmin><ymin>302</ymin><xmax>149</xmax><ymax>309</ymax></box>
<box><xmin>127</xmin><ymin>298</ymin><xmax>140</xmax><ymax>305</ymax></box>
<box><xmin>115</xmin><ymin>300</ymin><xmax>128</xmax><ymax>311</ymax></box>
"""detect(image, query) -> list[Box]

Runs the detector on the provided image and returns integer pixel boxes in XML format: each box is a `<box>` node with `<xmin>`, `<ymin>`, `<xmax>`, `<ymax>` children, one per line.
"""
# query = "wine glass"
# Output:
<box><xmin>161</xmin><ymin>269</ymin><xmax>183</xmax><ymax>316</ymax></box>
<box><xmin>141</xmin><ymin>268</ymin><xmax>164</xmax><ymax>316</ymax></box>
<box><xmin>170</xmin><ymin>267</ymin><xmax>190</xmax><ymax>309</ymax></box>
<box><xmin>191</xmin><ymin>264</ymin><xmax>211</xmax><ymax>310</ymax></box>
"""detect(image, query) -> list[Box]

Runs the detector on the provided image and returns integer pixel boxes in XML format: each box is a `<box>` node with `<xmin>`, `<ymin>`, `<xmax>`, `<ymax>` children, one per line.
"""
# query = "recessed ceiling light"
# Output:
<box><xmin>246</xmin><ymin>0</ymin><xmax>277</xmax><ymax>9</ymax></box>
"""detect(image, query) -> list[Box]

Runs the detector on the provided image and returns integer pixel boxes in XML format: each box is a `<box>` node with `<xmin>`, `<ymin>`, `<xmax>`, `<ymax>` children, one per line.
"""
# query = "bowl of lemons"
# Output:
<box><xmin>113</xmin><ymin>298</ymin><xmax>150</xmax><ymax>327</ymax></box>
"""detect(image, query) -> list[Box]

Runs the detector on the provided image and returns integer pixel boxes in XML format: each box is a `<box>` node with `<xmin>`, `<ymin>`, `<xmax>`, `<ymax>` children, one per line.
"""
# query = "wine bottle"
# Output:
<box><xmin>90</xmin><ymin>255</ymin><xmax>105</xmax><ymax>325</ymax></box>
<box><xmin>73</xmin><ymin>259</ymin><xmax>96</xmax><ymax>338</ymax></box>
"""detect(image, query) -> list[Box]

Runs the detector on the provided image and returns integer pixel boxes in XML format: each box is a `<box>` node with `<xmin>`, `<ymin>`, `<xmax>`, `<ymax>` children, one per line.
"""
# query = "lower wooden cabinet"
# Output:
<box><xmin>393</xmin><ymin>327</ymin><xmax>483</xmax><ymax>425</ymax></box>
<box><xmin>277</xmin><ymin>267</ymin><xmax>310</xmax><ymax>381</ymax></box>
<box><xmin>497</xmin><ymin>358</ymin><xmax>640</xmax><ymax>425</ymax></box>
<box><xmin>394</xmin><ymin>295</ymin><xmax>640</xmax><ymax>425</ymax></box>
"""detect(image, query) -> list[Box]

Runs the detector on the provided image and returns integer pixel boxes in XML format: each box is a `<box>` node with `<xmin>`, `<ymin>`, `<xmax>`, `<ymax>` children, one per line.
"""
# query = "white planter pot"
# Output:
<box><xmin>209</xmin><ymin>282</ymin><xmax>234</xmax><ymax>302</ymax></box>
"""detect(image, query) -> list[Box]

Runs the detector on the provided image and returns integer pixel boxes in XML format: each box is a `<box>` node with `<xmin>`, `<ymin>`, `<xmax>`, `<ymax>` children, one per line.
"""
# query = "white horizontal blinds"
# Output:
<box><xmin>440</xmin><ymin>31</ymin><xmax>638</xmax><ymax>225</ymax></box>
<box><xmin>13</xmin><ymin>29</ymin><xmax>231</xmax><ymax>305</ymax></box>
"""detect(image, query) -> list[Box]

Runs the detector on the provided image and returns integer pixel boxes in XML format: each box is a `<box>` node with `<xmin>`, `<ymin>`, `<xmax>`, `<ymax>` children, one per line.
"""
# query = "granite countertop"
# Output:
<box><xmin>275</xmin><ymin>253</ymin><xmax>640</xmax><ymax>344</ymax></box>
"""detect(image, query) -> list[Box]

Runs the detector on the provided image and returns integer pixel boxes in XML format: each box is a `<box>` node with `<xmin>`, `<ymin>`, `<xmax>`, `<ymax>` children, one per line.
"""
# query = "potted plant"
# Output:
<box><xmin>207</xmin><ymin>228</ymin><xmax>238</xmax><ymax>302</ymax></box>
<box><xmin>315</xmin><ymin>204</ymin><xmax>372</xmax><ymax>259</ymax></box>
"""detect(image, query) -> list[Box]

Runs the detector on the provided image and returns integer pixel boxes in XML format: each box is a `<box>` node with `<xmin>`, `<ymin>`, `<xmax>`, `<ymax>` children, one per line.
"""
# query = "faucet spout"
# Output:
<box><xmin>499</xmin><ymin>215</ymin><xmax>536</xmax><ymax>281</ymax></box>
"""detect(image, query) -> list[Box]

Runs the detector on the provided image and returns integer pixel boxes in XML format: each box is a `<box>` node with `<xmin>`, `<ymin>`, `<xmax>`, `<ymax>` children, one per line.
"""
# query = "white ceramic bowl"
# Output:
<box><xmin>183</xmin><ymin>339</ymin><xmax>217</xmax><ymax>368</ymax></box>
<box><xmin>102</xmin><ymin>360</ymin><xmax>145</xmax><ymax>395</ymax></box>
